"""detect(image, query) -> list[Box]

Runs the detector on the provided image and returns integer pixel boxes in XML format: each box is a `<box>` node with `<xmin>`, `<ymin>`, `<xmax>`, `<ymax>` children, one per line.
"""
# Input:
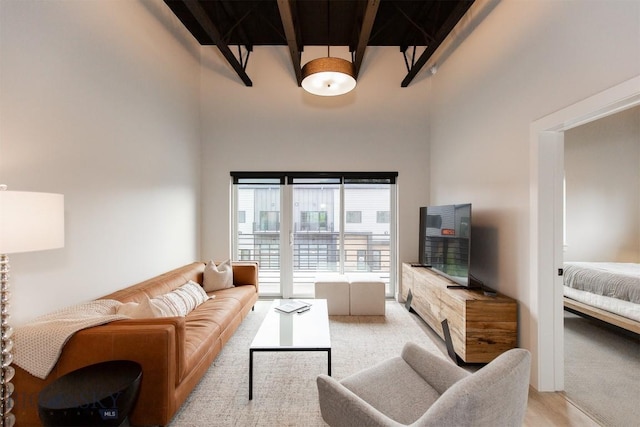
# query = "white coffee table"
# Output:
<box><xmin>249</xmin><ymin>299</ymin><xmax>331</xmax><ymax>400</ymax></box>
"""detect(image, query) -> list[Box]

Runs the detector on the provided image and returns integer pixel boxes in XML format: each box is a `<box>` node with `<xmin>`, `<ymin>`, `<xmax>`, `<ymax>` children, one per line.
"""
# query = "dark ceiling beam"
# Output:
<box><xmin>395</xmin><ymin>1</ymin><xmax>436</xmax><ymax>49</ymax></box>
<box><xmin>182</xmin><ymin>0</ymin><xmax>252</xmax><ymax>86</ymax></box>
<box><xmin>401</xmin><ymin>0</ymin><xmax>474</xmax><ymax>87</ymax></box>
<box><xmin>277</xmin><ymin>0</ymin><xmax>303</xmax><ymax>86</ymax></box>
<box><xmin>218</xmin><ymin>2</ymin><xmax>253</xmax><ymax>48</ymax></box>
<box><xmin>353</xmin><ymin>0</ymin><xmax>380</xmax><ymax>79</ymax></box>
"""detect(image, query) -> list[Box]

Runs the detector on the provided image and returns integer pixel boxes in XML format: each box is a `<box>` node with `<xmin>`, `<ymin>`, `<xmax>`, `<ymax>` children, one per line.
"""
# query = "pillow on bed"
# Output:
<box><xmin>203</xmin><ymin>259</ymin><xmax>234</xmax><ymax>292</ymax></box>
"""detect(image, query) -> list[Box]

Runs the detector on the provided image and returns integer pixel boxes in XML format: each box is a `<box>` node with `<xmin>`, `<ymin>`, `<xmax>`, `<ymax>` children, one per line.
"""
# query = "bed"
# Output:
<box><xmin>563</xmin><ymin>262</ymin><xmax>640</xmax><ymax>334</ymax></box>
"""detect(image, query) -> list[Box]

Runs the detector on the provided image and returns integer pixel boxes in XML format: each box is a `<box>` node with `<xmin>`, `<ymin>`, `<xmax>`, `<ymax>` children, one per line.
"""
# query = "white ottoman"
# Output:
<box><xmin>348</xmin><ymin>275</ymin><xmax>386</xmax><ymax>315</ymax></box>
<box><xmin>314</xmin><ymin>275</ymin><xmax>350</xmax><ymax>315</ymax></box>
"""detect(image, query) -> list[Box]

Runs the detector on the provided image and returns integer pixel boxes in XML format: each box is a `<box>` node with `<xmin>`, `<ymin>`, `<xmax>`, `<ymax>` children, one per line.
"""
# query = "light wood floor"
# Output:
<box><xmin>525</xmin><ymin>389</ymin><xmax>600</xmax><ymax>426</ymax></box>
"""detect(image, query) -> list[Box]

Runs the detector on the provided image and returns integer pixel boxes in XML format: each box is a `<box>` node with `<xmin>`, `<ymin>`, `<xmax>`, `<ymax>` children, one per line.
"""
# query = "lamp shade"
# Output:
<box><xmin>301</xmin><ymin>57</ymin><xmax>356</xmax><ymax>96</ymax></box>
<box><xmin>0</xmin><ymin>191</ymin><xmax>64</xmax><ymax>254</ymax></box>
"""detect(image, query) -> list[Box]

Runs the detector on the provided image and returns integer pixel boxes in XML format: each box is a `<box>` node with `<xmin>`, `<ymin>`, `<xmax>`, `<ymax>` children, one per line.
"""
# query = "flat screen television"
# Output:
<box><xmin>418</xmin><ymin>203</ymin><xmax>473</xmax><ymax>287</ymax></box>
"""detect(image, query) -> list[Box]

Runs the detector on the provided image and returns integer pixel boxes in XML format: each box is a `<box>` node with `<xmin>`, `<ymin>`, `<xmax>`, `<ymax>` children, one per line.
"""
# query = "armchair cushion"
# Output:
<box><xmin>340</xmin><ymin>357</ymin><xmax>441</xmax><ymax>424</ymax></box>
<box><xmin>317</xmin><ymin>375</ymin><xmax>403</xmax><ymax>427</ymax></box>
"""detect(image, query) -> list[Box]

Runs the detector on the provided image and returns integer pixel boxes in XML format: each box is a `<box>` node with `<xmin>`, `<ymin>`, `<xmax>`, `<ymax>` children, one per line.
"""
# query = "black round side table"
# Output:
<box><xmin>38</xmin><ymin>360</ymin><xmax>142</xmax><ymax>427</ymax></box>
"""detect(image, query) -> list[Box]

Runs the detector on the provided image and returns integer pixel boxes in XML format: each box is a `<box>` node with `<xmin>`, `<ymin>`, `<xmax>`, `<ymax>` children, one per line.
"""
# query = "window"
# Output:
<box><xmin>346</xmin><ymin>211</ymin><xmax>362</xmax><ymax>223</ymax></box>
<box><xmin>357</xmin><ymin>250</ymin><xmax>367</xmax><ymax>270</ymax></box>
<box><xmin>376</xmin><ymin>211</ymin><xmax>390</xmax><ymax>223</ymax></box>
<box><xmin>300</xmin><ymin>211</ymin><xmax>328</xmax><ymax>231</ymax></box>
<box><xmin>259</xmin><ymin>211</ymin><xmax>279</xmax><ymax>231</ymax></box>
<box><xmin>231</xmin><ymin>171</ymin><xmax>397</xmax><ymax>298</ymax></box>
<box><xmin>371</xmin><ymin>250</ymin><xmax>381</xmax><ymax>271</ymax></box>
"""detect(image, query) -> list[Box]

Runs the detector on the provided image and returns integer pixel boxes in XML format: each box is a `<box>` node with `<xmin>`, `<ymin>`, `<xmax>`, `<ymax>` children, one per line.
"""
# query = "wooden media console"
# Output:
<box><xmin>402</xmin><ymin>263</ymin><xmax>518</xmax><ymax>363</ymax></box>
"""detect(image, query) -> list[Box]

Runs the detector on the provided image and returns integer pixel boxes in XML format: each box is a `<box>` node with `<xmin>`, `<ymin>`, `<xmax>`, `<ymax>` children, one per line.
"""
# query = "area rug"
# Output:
<box><xmin>564</xmin><ymin>311</ymin><xmax>640</xmax><ymax>427</ymax></box>
<box><xmin>169</xmin><ymin>300</ymin><xmax>445</xmax><ymax>426</ymax></box>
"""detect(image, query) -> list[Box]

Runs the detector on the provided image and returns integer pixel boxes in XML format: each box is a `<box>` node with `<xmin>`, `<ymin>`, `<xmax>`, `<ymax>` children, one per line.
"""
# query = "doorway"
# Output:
<box><xmin>529</xmin><ymin>75</ymin><xmax>640</xmax><ymax>391</ymax></box>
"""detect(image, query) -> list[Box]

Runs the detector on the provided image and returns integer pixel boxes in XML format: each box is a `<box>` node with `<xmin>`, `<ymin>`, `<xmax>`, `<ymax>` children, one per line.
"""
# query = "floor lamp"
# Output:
<box><xmin>0</xmin><ymin>185</ymin><xmax>64</xmax><ymax>427</ymax></box>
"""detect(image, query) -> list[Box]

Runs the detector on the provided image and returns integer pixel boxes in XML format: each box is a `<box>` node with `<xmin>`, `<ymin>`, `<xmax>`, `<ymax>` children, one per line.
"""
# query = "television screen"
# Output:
<box><xmin>419</xmin><ymin>203</ymin><xmax>472</xmax><ymax>287</ymax></box>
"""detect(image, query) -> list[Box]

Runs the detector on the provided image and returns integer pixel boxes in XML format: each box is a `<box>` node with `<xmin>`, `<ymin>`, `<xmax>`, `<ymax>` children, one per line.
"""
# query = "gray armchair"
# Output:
<box><xmin>317</xmin><ymin>342</ymin><xmax>530</xmax><ymax>427</ymax></box>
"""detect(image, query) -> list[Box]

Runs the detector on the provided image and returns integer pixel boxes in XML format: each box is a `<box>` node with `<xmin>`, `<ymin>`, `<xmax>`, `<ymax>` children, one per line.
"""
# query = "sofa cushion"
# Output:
<box><xmin>212</xmin><ymin>285</ymin><xmax>258</xmax><ymax>310</ymax></box>
<box><xmin>203</xmin><ymin>260</ymin><xmax>234</xmax><ymax>292</ymax></box>
<box><xmin>181</xmin><ymin>296</ymin><xmax>245</xmax><ymax>376</ymax></box>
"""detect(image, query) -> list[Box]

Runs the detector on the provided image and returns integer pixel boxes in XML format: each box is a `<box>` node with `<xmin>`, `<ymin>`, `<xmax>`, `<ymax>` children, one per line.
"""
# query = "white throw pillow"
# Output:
<box><xmin>203</xmin><ymin>259</ymin><xmax>234</xmax><ymax>292</ymax></box>
<box><xmin>150</xmin><ymin>292</ymin><xmax>184</xmax><ymax>317</ymax></box>
<box><xmin>149</xmin><ymin>280</ymin><xmax>212</xmax><ymax>317</ymax></box>
<box><xmin>176</xmin><ymin>280</ymin><xmax>210</xmax><ymax>307</ymax></box>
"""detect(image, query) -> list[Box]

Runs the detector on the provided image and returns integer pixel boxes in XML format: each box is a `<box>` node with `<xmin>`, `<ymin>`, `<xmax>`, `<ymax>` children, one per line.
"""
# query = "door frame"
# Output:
<box><xmin>529</xmin><ymin>75</ymin><xmax>640</xmax><ymax>390</ymax></box>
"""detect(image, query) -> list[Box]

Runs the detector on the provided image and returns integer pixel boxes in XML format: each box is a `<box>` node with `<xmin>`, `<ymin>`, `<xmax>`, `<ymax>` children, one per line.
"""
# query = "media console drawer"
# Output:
<box><xmin>401</xmin><ymin>263</ymin><xmax>517</xmax><ymax>363</ymax></box>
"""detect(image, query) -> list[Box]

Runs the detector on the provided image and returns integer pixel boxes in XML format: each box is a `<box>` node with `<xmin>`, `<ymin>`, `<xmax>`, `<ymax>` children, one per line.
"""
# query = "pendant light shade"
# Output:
<box><xmin>301</xmin><ymin>57</ymin><xmax>356</xmax><ymax>96</ymax></box>
<box><xmin>300</xmin><ymin>0</ymin><xmax>356</xmax><ymax>97</ymax></box>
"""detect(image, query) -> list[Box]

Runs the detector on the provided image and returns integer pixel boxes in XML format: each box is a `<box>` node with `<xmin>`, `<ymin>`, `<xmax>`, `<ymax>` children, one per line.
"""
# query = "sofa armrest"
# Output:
<box><xmin>232</xmin><ymin>261</ymin><xmax>259</xmax><ymax>292</ymax></box>
<box><xmin>15</xmin><ymin>319</ymin><xmax>184</xmax><ymax>427</ymax></box>
<box><xmin>316</xmin><ymin>374</ymin><xmax>403</xmax><ymax>427</ymax></box>
<box><xmin>109</xmin><ymin>317</ymin><xmax>187</xmax><ymax>382</ymax></box>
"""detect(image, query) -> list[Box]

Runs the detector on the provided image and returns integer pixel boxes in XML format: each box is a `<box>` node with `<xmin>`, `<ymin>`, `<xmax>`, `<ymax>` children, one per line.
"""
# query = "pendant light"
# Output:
<box><xmin>301</xmin><ymin>0</ymin><xmax>356</xmax><ymax>96</ymax></box>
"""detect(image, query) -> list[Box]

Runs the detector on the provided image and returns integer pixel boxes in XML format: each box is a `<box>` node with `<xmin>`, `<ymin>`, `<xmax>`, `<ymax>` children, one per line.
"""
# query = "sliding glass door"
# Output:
<box><xmin>291</xmin><ymin>179</ymin><xmax>341</xmax><ymax>295</ymax></box>
<box><xmin>342</xmin><ymin>181</ymin><xmax>393</xmax><ymax>290</ymax></box>
<box><xmin>232</xmin><ymin>172</ymin><xmax>397</xmax><ymax>298</ymax></box>
<box><xmin>233</xmin><ymin>178</ymin><xmax>283</xmax><ymax>296</ymax></box>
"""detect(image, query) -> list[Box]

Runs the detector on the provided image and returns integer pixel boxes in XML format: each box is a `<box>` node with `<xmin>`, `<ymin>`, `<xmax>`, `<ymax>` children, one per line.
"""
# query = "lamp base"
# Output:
<box><xmin>1</xmin><ymin>254</ymin><xmax>16</xmax><ymax>427</ymax></box>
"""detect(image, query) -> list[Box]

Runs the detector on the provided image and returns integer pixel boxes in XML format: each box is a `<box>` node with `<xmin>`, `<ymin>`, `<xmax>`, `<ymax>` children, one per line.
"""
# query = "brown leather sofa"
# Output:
<box><xmin>14</xmin><ymin>261</ymin><xmax>259</xmax><ymax>427</ymax></box>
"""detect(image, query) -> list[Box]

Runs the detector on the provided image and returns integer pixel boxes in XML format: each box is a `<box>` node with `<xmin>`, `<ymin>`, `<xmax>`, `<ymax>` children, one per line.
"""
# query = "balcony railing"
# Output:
<box><xmin>236</xmin><ymin>231</ymin><xmax>391</xmax><ymax>295</ymax></box>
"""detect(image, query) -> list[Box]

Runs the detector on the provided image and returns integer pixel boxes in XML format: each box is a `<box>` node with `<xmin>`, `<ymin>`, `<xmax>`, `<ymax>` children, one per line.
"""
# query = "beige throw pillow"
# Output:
<box><xmin>117</xmin><ymin>298</ymin><xmax>159</xmax><ymax>318</ymax></box>
<box><xmin>203</xmin><ymin>259</ymin><xmax>234</xmax><ymax>292</ymax></box>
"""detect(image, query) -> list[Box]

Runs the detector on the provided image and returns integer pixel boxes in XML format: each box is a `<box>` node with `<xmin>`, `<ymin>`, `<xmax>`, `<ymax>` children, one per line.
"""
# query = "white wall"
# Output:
<box><xmin>0</xmin><ymin>1</ymin><xmax>202</xmax><ymax>325</ymax></box>
<box><xmin>199</xmin><ymin>45</ymin><xmax>432</xmax><ymax>277</ymax></box>
<box><xmin>565</xmin><ymin>106</ymin><xmax>640</xmax><ymax>262</ymax></box>
<box><xmin>427</xmin><ymin>0</ymin><xmax>639</xmax><ymax>387</ymax></box>
<box><xmin>3</xmin><ymin>0</ymin><xmax>638</xmax><ymax>389</ymax></box>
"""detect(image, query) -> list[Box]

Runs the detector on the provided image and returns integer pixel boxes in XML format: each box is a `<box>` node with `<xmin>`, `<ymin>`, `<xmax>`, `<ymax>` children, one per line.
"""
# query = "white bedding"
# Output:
<box><xmin>563</xmin><ymin>262</ymin><xmax>640</xmax><ymax>322</ymax></box>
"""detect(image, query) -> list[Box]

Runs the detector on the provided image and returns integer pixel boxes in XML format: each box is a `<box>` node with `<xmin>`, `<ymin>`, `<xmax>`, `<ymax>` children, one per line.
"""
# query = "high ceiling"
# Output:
<box><xmin>164</xmin><ymin>0</ymin><xmax>475</xmax><ymax>88</ymax></box>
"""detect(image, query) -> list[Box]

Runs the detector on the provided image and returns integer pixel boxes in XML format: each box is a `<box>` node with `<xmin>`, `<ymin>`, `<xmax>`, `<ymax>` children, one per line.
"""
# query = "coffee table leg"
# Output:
<box><xmin>327</xmin><ymin>348</ymin><xmax>331</xmax><ymax>376</ymax></box>
<box><xmin>249</xmin><ymin>349</ymin><xmax>254</xmax><ymax>400</ymax></box>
